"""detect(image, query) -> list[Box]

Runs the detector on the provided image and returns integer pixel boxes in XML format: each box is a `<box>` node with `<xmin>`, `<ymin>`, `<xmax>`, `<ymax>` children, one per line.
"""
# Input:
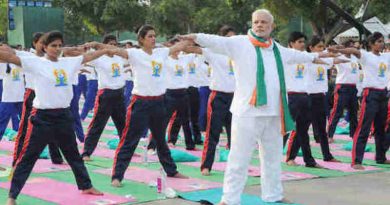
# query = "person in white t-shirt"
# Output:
<box><xmin>81</xmin><ymin>35</ymin><xmax>128</xmax><ymax>161</ymax></box>
<box><xmin>87</xmin><ymin>25</ymin><xmax>190</xmax><ymax>187</ymax></box>
<box><xmin>147</xmin><ymin>37</ymin><xmax>195</xmax><ymax>151</ymax></box>
<box><xmin>327</xmin><ymin>39</ymin><xmax>360</xmax><ymax>143</ymax></box>
<box><xmin>0</xmin><ymin>63</ymin><xmax>24</xmax><ymax>139</ymax></box>
<box><xmin>286</xmin><ymin>36</ymin><xmax>344</xmax><ymax>167</ymax></box>
<box><xmin>80</xmin><ymin>64</ymin><xmax>98</xmax><ymax>120</ymax></box>
<box><xmin>0</xmin><ymin>31</ymin><xmax>120</xmax><ymax>205</ymax></box>
<box><xmin>330</xmin><ymin>32</ymin><xmax>390</xmax><ymax>170</ymax></box>
<box><xmin>11</xmin><ymin>32</ymin><xmax>64</xmax><ymax>166</ymax></box>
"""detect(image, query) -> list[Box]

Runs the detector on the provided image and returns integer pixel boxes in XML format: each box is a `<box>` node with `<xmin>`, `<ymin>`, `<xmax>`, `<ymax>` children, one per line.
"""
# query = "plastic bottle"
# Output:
<box><xmin>157</xmin><ymin>168</ymin><xmax>167</xmax><ymax>199</ymax></box>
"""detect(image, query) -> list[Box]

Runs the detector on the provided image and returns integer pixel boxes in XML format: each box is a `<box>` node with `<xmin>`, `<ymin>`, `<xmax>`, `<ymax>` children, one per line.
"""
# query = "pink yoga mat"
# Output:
<box><xmin>101</xmin><ymin>134</ymin><xmax>118</xmax><ymax>139</ymax></box>
<box><xmin>0</xmin><ymin>141</ymin><xmax>15</xmax><ymax>152</ymax></box>
<box><xmin>293</xmin><ymin>157</ymin><xmax>380</xmax><ymax>172</ymax></box>
<box><xmin>0</xmin><ymin>156</ymin><xmax>70</xmax><ymax>173</ymax></box>
<box><xmin>182</xmin><ymin>162</ymin><xmax>317</xmax><ymax>180</ymax></box>
<box><xmin>91</xmin><ymin>146</ymin><xmax>158</xmax><ymax>163</ymax></box>
<box><xmin>310</xmin><ymin>142</ymin><xmax>344</xmax><ymax>150</ymax></box>
<box><xmin>95</xmin><ymin>167</ymin><xmax>222</xmax><ymax>192</ymax></box>
<box><xmin>333</xmin><ymin>134</ymin><xmax>375</xmax><ymax>143</ymax></box>
<box><xmin>331</xmin><ymin>150</ymin><xmax>390</xmax><ymax>161</ymax></box>
<box><xmin>0</xmin><ymin>177</ymin><xmax>135</xmax><ymax>205</ymax></box>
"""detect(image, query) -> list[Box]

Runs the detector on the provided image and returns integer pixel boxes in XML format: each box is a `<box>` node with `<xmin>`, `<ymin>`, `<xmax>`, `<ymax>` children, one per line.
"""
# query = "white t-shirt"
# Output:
<box><xmin>202</xmin><ymin>48</ymin><xmax>235</xmax><ymax>92</ymax></box>
<box><xmin>126</xmin><ymin>48</ymin><xmax>169</xmax><ymax>96</ymax></box>
<box><xmin>196</xmin><ymin>34</ymin><xmax>317</xmax><ymax>117</ymax></box>
<box><xmin>284</xmin><ymin>52</ymin><xmax>310</xmax><ymax>93</ymax></box>
<box><xmin>335</xmin><ymin>55</ymin><xmax>359</xmax><ymax>85</ymax></box>
<box><xmin>20</xmin><ymin>56</ymin><xmax>84</xmax><ymax>109</ymax></box>
<box><xmin>89</xmin><ymin>55</ymin><xmax>127</xmax><ymax>89</ymax></box>
<box><xmin>306</xmin><ymin>58</ymin><xmax>333</xmax><ymax>94</ymax></box>
<box><xmin>197</xmin><ymin>56</ymin><xmax>210</xmax><ymax>87</ymax></box>
<box><xmin>84</xmin><ymin>64</ymin><xmax>98</xmax><ymax>81</ymax></box>
<box><xmin>359</xmin><ymin>50</ymin><xmax>390</xmax><ymax>89</ymax></box>
<box><xmin>180</xmin><ymin>53</ymin><xmax>206</xmax><ymax>87</ymax></box>
<box><xmin>165</xmin><ymin>56</ymin><xmax>188</xmax><ymax>89</ymax></box>
<box><xmin>357</xmin><ymin>70</ymin><xmax>364</xmax><ymax>97</ymax></box>
<box><xmin>16</xmin><ymin>50</ymin><xmax>36</xmax><ymax>89</ymax></box>
<box><xmin>0</xmin><ymin>63</ymin><xmax>24</xmax><ymax>102</ymax></box>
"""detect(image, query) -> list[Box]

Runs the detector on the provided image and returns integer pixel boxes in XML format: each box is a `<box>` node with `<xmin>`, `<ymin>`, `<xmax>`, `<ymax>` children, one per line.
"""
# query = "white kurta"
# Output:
<box><xmin>195</xmin><ymin>34</ymin><xmax>318</xmax><ymax>204</ymax></box>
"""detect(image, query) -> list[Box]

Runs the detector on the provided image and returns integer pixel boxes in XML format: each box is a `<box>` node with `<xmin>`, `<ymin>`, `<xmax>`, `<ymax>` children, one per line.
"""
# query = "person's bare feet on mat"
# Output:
<box><xmin>352</xmin><ymin>164</ymin><xmax>365</xmax><ymax>170</ymax></box>
<box><xmin>286</xmin><ymin>160</ymin><xmax>298</xmax><ymax>166</ymax></box>
<box><xmin>171</xmin><ymin>172</ymin><xmax>189</xmax><ymax>179</ymax></box>
<box><xmin>0</xmin><ymin>166</ymin><xmax>6</xmax><ymax>171</ymax></box>
<box><xmin>111</xmin><ymin>179</ymin><xmax>122</xmax><ymax>187</ymax></box>
<box><xmin>201</xmin><ymin>168</ymin><xmax>210</xmax><ymax>176</ymax></box>
<box><xmin>6</xmin><ymin>198</ymin><xmax>16</xmax><ymax>205</ymax></box>
<box><xmin>82</xmin><ymin>187</ymin><xmax>103</xmax><ymax>195</ymax></box>
<box><xmin>82</xmin><ymin>156</ymin><xmax>92</xmax><ymax>161</ymax></box>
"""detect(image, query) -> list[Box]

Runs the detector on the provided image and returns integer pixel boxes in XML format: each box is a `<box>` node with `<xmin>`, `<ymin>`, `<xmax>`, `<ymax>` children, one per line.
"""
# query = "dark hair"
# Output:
<box><xmin>102</xmin><ymin>34</ymin><xmax>117</xmax><ymax>44</ymax></box>
<box><xmin>342</xmin><ymin>39</ymin><xmax>355</xmax><ymax>48</ymax></box>
<box><xmin>125</xmin><ymin>41</ymin><xmax>133</xmax><ymax>46</ymax></box>
<box><xmin>288</xmin><ymin>31</ymin><xmax>307</xmax><ymax>45</ymax></box>
<box><xmin>42</xmin><ymin>31</ymin><xmax>63</xmax><ymax>46</ymax></box>
<box><xmin>367</xmin><ymin>32</ymin><xmax>384</xmax><ymax>49</ymax></box>
<box><xmin>218</xmin><ymin>25</ymin><xmax>235</xmax><ymax>36</ymax></box>
<box><xmin>31</xmin><ymin>32</ymin><xmax>44</xmax><ymax>49</ymax></box>
<box><xmin>136</xmin><ymin>25</ymin><xmax>155</xmax><ymax>46</ymax></box>
<box><xmin>306</xmin><ymin>35</ymin><xmax>324</xmax><ymax>52</ymax></box>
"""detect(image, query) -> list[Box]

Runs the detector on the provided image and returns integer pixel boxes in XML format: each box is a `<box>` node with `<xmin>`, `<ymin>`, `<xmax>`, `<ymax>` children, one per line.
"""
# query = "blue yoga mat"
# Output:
<box><xmin>179</xmin><ymin>188</ymin><xmax>300</xmax><ymax>205</ymax></box>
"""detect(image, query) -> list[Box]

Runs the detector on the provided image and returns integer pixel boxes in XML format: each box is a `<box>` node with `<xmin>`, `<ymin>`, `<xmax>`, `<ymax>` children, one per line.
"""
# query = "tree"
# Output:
<box><xmin>263</xmin><ymin>0</ymin><xmax>390</xmax><ymax>43</ymax></box>
<box><xmin>0</xmin><ymin>1</ymin><xmax>7</xmax><ymax>41</ymax></box>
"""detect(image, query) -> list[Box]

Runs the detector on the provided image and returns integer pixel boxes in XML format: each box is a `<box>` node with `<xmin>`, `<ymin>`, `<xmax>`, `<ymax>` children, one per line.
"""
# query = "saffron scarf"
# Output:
<box><xmin>247</xmin><ymin>29</ymin><xmax>295</xmax><ymax>135</ymax></box>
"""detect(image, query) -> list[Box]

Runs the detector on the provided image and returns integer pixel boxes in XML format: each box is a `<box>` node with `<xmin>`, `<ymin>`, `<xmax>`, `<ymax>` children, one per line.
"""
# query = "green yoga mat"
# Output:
<box><xmin>2</xmin><ymin>128</ymin><xmax>18</xmax><ymax>141</ymax></box>
<box><xmin>179</xmin><ymin>188</ymin><xmax>300</xmax><ymax>205</ymax></box>
<box><xmin>335</xmin><ymin>124</ymin><xmax>350</xmax><ymax>134</ymax></box>
<box><xmin>36</xmin><ymin>169</ymin><xmax>157</xmax><ymax>203</ymax></box>
<box><xmin>0</xmin><ymin>187</ymin><xmax>55</xmax><ymax>205</ymax></box>
<box><xmin>343</xmin><ymin>141</ymin><xmax>372</xmax><ymax>152</ymax></box>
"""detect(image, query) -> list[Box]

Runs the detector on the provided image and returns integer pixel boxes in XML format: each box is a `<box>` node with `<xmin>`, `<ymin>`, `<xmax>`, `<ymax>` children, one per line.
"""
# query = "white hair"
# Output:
<box><xmin>252</xmin><ymin>9</ymin><xmax>274</xmax><ymax>23</ymax></box>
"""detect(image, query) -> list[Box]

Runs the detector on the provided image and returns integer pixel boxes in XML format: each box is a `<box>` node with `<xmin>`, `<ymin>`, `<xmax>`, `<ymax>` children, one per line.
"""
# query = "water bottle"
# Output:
<box><xmin>142</xmin><ymin>145</ymin><xmax>148</xmax><ymax>165</ymax></box>
<box><xmin>157</xmin><ymin>168</ymin><xmax>167</xmax><ymax>199</ymax></box>
<box><xmin>214</xmin><ymin>145</ymin><xmax>220</xmax><ymax>162</ymax></box>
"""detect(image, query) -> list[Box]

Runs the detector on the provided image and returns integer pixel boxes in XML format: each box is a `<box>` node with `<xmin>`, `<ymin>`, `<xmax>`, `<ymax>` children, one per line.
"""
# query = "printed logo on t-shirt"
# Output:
<box><xmin>111</xmin><ymin>63</ymin><xmax>121</xmax><ymax>77</ymax></box>
<box><xmin>295</xmin><ymin>64</ymin><xmax>305</xmax><ymax>78</ymax></box>
<box><xmin>316</xmin><ymin>66</ymin><xmax>325</xmax><ymax>81</ymax></box>
<box><xmin>351</xmin><ymin>63</ymin><xmax>358</xmax><ymax>74</ymax></box>
<box><xmin>207</xmin><ymin>67</ymin><xmax>212</xmax><ymax>77</ymax></box>
<box><xmin>378</xmin><ymin>62</ymin><xmax>387</xmax><ymax>77</ymax></box>
<box><xmin>53</xmin><ymin>69</ymin><xmax>68</xmax><ymax>86</ymax></box>
<box><xmin>151</xmin><ymin>61</ymin><xmax>162</xmax><ymax>77</ymax></box>
<box><xmin>11</xmin><ymin>68</ymin><xmax>21</xmax><ymax>81</ymax></box>
<box><xmin>188</xmin><ymin>63</ymin><xmax>196</xmax><ymax>74</ymax></box>
<box><xmin>228</xmin><ymin>59</ymin><xmax>235</xmax><ymax>75</ymax></box>
<box><xmin>174</xmin><ymin>64</ymin><xmax>184</xmax><ymax>77</ymax></box>
<box><xmin>359</xmin><ymin>73</ymin><xmax>364</xmax><ymax>83</ymax></box>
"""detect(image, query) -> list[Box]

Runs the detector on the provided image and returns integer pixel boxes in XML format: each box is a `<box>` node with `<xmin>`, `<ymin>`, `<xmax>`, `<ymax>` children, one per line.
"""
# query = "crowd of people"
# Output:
<box><xmin>0</xmin><ymin>8</ymin><xmax>390</xmax><ymax>205</ymax></box>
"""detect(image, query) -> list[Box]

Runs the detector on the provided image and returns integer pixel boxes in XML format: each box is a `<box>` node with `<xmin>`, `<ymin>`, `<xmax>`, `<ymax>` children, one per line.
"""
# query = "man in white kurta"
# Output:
<box><xmin>182</xmin><ymin>9</ymin><xmax>322</xmax><ymax>204</ymax></box>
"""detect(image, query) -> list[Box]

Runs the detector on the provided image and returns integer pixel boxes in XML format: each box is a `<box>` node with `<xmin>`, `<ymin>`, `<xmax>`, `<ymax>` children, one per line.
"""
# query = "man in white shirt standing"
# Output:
<box><xmin>181</xmin><ymin>9</ymin><xmax>331</xmax><ymax>204</ymax></box>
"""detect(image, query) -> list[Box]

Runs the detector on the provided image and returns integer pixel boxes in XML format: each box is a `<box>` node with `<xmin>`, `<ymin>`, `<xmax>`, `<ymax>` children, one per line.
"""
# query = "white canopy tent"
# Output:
<box><xmin>334</xmin><ymin>17</ymin><xmax>390</xmax><ymax>44</ymax></box>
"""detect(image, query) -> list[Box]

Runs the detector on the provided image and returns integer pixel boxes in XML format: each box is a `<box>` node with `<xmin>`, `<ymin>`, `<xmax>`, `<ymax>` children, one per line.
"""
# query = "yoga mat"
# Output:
<box><xmin>331</xmin><ymin>150</ymin><xmax>390</xmax><ymax>162</ymax></box>
<box><xmin>293</xmin><ymin>157</ymin><xmax>381</xmax><ymax>172</ymax></box>
<box><xmin>310</xmin><ymin>142</ymin><xmax>344</xmax><ymax>150</ymax></box>
<box><xmin>0</xmin><ymin>156</ymin><xmax>71</xmax><ymax>173</ymax></box>
<box><xmin>0</xmin><ymin>177</ymin><xmax>136</xmax><ymax>205</ymax></box>
<box><xmin>0</xmin><ymin>187</ymin><xmax>55</xmax><ymax>205</ymax></box>
<box><xmin>101</xmin><ymin>134</ymin><xmax>118</xmax><ymax>139</ymax></box>
<box><xmin>89</xmin><ymin>146</ymin><xmax>158</xmax><ymax>163</ymax></box>
<box><xmin>0</xmin><ymin>140</ymin><xmax>15</xmax><ymax>152</ymax></box>
<box><xmin>333</xmin><ymin>134</ymin><xmax>375</xmax><ymax>144</ymax></box>
<box><xmin>179</xmin><ymin>188</ymin><xmax>300</xmax><ymax>205</ymax></box>
<box><xmin>174</xmin><ymin>146</ymin><xmax>203</xmax><ymax>157</ymax></box>
<box><xmin>42</xmin><ymin>169</ymin><xmax>158</xmax><ymax>203</ymax></box>
<box><xmin>95</xmin><ymin>167</ymin><xmax>223</xmax><ymax>192</ymax></box>
<box><xmin>182</xmin><ymin>162</ymin><xmax>317</xmax><ymax>180</ymax></box>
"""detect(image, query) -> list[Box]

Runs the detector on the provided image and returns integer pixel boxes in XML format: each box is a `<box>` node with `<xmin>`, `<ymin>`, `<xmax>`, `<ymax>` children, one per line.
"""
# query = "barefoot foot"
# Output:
<box><xmin>201</xmin><ymin>168</ymin><xmax>210</xmax><ymax>176</ymax></box>
<box><xmin>171</xmin><ymin>172</ymin><xmax>189</xmax><ymax>179</ymax></box>
<box><xmin>82</xmin><ymin>156</ymin><xmax>92</xmax><ymax>161</ymax></box>
<box><xmin>82</xmin><ymin>187</ymin><xmax>103</xmax><ymax>195</ymax></box>
<box><xmin>352</xmin><ymin>164</ymin><xmax>365</xmax><ymax>170</ymax></box>
<box><xmin>111</xmin><ymin>179</ymin><xmax>122</xmax><ymax>187</ymax></box>
<box><xmin>286</xmin><ymin>160</ymin><xmax>298</xmax><ymax>166</ymax></box>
